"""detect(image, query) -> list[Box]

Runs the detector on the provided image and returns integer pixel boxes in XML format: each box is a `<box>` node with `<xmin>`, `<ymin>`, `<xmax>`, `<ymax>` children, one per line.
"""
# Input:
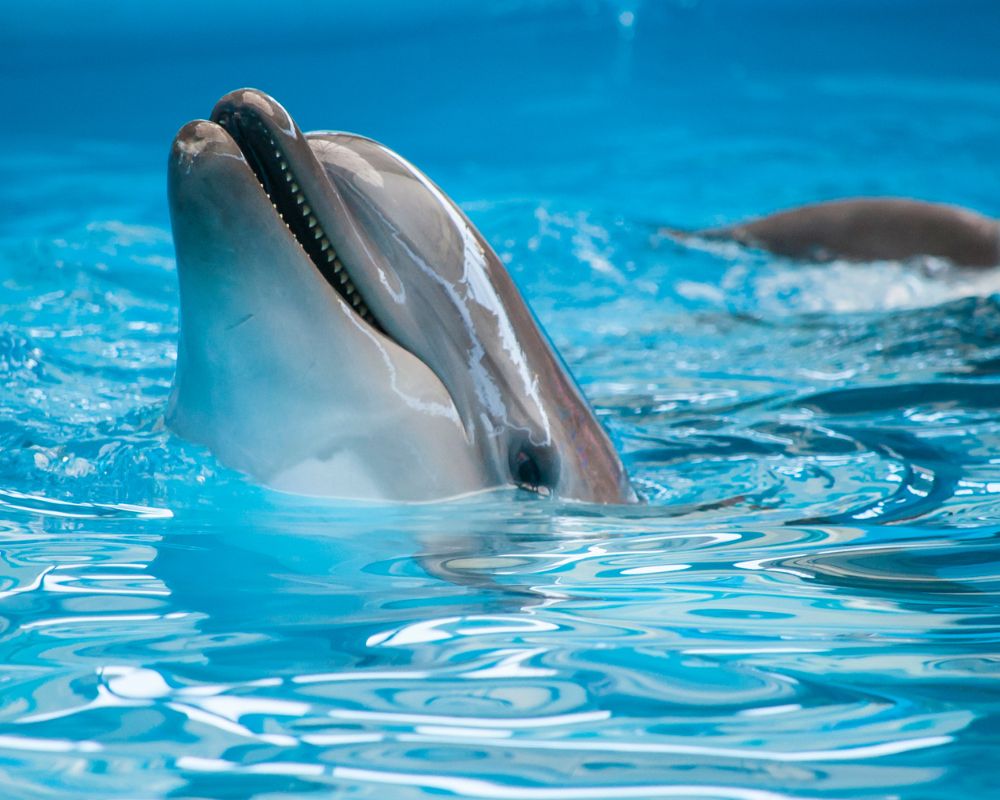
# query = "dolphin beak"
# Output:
<box><xmin>205</xmin><ymin>88</ymin><xmax>385</xmax><ymax>332</ymax></box>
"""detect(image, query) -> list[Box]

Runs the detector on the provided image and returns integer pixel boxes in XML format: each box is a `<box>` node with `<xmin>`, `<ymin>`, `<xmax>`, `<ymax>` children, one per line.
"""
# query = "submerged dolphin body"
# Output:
<box><xmin>671</xmin><ymin>198</ymin><xmax>1000</xmax><ymax>267</ymax></box>
<box><xmin>167</xmin><ymin>89</ymin><xmax>635</xmax><ymax>504</ymax></box>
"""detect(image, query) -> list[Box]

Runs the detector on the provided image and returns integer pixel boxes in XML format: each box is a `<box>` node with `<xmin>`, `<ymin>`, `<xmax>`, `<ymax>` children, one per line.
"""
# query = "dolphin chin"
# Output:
<box><xmin>167</xmin><ymin>89</ymin><xmax>636</xmax><ymax>504</ymax></box>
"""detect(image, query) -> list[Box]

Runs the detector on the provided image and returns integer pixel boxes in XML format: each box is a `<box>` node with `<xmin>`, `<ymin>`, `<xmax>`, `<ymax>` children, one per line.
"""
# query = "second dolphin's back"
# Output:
<box><xmin>696</xmin><ymin>198</ymin><xmax>1000</xmax><ymax>267</ymax></box>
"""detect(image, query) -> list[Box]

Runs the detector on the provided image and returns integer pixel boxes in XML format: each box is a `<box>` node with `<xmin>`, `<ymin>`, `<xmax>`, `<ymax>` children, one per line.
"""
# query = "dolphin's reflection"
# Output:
<box><xmin>150</xmin><ymin>498</ymin><xmax>584</xmax><ymax>676</ymax></box>
<box><xmin>150</xmin><ymin>492</ymin><xmax>1000</xmax><ymax>681</ymax></box>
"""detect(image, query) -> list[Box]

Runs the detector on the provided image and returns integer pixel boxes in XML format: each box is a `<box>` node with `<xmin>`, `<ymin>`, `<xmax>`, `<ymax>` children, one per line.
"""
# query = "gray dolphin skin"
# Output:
<box><xmin>675</xmin><ymin>198</ymin><xmax>1000</xmax><ymax>267</ymax></box>
<box><xmin>166</xmin><ymin>88</ymin><xmax>635</xmax><ymax>504</ymax></box>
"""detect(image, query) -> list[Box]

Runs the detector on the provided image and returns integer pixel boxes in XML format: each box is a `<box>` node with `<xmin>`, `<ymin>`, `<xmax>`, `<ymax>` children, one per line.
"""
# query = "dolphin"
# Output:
<box><xmin>166</xmin><ymin>89</ymin><xmax>635</xmax><ymax>504</ymax></box>
<box><xmin>668</xmin><ymin>198</ymin><xmax>1000</xmax><ymax>267</ymax></box>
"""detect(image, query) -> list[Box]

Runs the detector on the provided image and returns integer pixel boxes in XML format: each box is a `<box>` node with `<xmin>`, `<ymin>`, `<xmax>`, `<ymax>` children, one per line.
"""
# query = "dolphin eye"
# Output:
<box><xmin>509</xmin><ymin>443</ymin><xmax>556</xmax><ymax>497</ymax></box>
<box><xmin>512</xmin><ymin>448</ymin><xmax>541</xmax><ymax>488</ymax></box>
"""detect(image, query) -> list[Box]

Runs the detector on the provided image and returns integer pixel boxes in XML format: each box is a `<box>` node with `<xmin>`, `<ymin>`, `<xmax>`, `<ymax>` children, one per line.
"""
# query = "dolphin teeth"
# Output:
<box><xmin>290</xmin><ymin>182</ymin><xmax>299</xmax><ymax>193</ymax></box>
<box><xmin>328</xmin><ymin>252</ymin><xmax>337</xmax><ymax>264</ymax></box>
<box><xmin>279</xmin><ymin>159</ymin><xmax>287</xmax><ymax>171</ymax></box>
<box><xmin>302</xmin><ymin>204</ymin><xmax>311</xmax><ymax>216</ymax></box>
<box><xmin>314</xmin><ymin>228</ymin><xmax>323</xmax><ymax>240</ymax></box>
<box><xmin>296</xmin><ymin>193</ymin><xmax>305</xmax><ymax>205</ymax></box>
<box><xmin>320</xmin><ymin>239</ymin><xmax>330</xmax><ymax>252</ymax></box>
<box><xmin>308</xmin><ymin>216</ymin><xmax>317</xmax><ymax>228</ymax></box>
<box><xmin>284</xmin><ymin>172</ymin><xmax>293</xmax><ymax>183</ymax></box>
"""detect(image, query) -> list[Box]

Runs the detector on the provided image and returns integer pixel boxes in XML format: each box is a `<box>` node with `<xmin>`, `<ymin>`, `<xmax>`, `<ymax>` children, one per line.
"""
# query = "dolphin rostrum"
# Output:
<box><xmin>669</xmin><ymin>198</ymin><xmax>1000</xmax><ymax>267</ymax></box>
<box><xmin>166</xmin><ymin>89</ymin><xmax>635</xmax><ymax>504</ymax></box>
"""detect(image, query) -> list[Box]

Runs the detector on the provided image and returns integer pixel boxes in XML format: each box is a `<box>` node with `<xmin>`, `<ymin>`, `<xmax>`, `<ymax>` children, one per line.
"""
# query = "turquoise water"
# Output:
<box><xmin>2</xmin><ymin>2</ymin><xmax>1000</xmax><ymax>797</ymax></box>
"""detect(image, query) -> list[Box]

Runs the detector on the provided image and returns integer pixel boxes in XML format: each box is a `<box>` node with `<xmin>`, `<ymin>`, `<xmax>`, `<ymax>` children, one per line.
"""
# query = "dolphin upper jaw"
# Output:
<box><xmin>166</xmin><ymin>88</ymin><xmax>636</xmax><ymax>504</ymax></box>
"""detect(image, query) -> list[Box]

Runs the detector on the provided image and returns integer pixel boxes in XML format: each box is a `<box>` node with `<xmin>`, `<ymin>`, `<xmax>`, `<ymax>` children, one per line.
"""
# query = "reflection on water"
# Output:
<box><xmin>1</xmin><ymin>486</ymin><xmax>997</xmax><ymax>798</ymax></box>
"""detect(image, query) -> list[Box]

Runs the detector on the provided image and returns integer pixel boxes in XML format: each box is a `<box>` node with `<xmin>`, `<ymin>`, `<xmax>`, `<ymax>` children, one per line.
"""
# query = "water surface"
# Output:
<box><xmin>1</xmin><ymin>2</ymin><xmax>999</xmax><ymax>797</ymax></box>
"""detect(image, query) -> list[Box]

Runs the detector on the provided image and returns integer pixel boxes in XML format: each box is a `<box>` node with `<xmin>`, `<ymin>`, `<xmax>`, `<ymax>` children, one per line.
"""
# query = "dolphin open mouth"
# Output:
<box><xmin>211</xmin><ymin>107</ymin><xmax>384</xmax><ymax>333</ymax></box>
<box><xmin>168</xmin><ymin>88</ymin><xmax>638</xmax><ymax>503</ymax></box>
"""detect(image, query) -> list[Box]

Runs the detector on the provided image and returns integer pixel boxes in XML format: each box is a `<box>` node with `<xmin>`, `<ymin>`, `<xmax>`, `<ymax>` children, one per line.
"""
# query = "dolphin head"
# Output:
<box><xmin>167</xmin><ymin>88</ymin><xmax>635</xmax><ymax>504</ymax></box>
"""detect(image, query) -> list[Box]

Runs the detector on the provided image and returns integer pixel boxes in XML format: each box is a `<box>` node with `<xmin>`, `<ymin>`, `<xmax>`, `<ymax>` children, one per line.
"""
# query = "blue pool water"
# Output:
<box><xmin>2</xmin><ymin>2</ymin><xmax>1000</xmax><ymax>797</ymax></box>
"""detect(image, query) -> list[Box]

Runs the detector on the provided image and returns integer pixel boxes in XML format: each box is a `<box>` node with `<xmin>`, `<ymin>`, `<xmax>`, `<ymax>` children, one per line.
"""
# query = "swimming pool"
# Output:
<box><xmin>1</xmin><ymin>1</ymin><xmax>999</xmax><ymax>797</ymax></box>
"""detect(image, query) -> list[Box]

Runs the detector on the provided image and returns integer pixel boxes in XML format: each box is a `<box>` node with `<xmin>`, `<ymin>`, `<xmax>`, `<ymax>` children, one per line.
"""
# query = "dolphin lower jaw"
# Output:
<box><xmin>167</xmin><ymin>121</ymin><xmax>499</xmax><ymax>501</ymax></box>
<box><xmin>227</xmin><ymin>118</ymin><xmax>522</xmax><ymax>481</ymax></box>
